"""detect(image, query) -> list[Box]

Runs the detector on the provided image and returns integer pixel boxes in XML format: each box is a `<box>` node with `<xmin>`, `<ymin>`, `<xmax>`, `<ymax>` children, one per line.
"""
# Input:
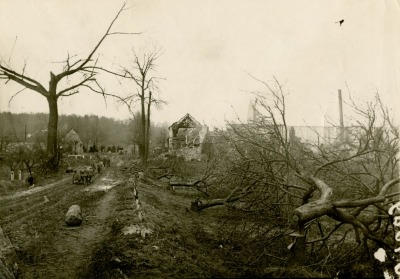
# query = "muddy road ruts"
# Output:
<box><xmin>0</xmin><ymin>171</ymin><xmax>106</xmax><ymax>231</ymax></box>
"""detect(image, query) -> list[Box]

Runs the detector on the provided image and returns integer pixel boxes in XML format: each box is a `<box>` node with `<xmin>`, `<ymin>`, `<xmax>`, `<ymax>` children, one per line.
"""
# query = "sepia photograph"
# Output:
<box><xmin>0</xmin><ymin>0</ymin><xmax>399</xmax><ymax>278</ymax></box>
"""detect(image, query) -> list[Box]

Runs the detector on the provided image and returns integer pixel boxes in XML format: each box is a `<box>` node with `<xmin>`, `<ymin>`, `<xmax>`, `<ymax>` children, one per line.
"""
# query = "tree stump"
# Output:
<box><xmin>65</xmin><ymin>205</ymin><xmax>83</xmax><ymax>226</ymax></box>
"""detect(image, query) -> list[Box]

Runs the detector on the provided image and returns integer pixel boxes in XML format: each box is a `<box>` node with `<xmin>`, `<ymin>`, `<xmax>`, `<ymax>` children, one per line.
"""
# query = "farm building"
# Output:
<box><xmin>63</xmin><ymin>128</ymin><xmax>84</xmax><ymax>154</ymax></box>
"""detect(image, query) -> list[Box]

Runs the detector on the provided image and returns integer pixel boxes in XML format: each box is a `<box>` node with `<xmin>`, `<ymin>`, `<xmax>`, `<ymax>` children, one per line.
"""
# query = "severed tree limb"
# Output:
<box><xmin>190</xmin><ymin>187</ymin><xmax>210</xmax><ymax>197</ymax></box>
<box><xmin>169</xmin><ymin>180</ymin><xmax>210</xmax><ymax>196</ymax></box>
<box><xmin>293</xmin><ymin>177</ymin><xmax>399</xmax><ymax>225</ymax></box>
<box><xmin>191</xmin><ymin>181</ymin><xmax>258</xmax><ymax>211</ymax></box>
<box><xmin>293</xmin><ymin>176</ymin><xmax>334</xmax><ymax>224</ymax></box>
<box><xmin>169</xmin><ymin>180</ymin><xmax>205</xmax><ymax>187</ymax></box>
<box><xmin>190</xmin><ymin>196</ymin><xmax>242</xmax><ymax>211</ymax></box>
<box><xmin>291</xmin><ymin>176</ymin><xmax>399</xmax><ymax>255</ymax></box>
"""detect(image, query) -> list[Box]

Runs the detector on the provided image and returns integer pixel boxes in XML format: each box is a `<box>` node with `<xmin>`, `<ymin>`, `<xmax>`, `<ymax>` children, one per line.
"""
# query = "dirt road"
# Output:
<box><xmin>0</xmin><ymin>167</ymin><xmax>124</xmax><ymax>278</ymax></box>
<box><xmin>1</xmin><ymin>159</ymin><xmax>236</xmax><ymax>278</ymax></box>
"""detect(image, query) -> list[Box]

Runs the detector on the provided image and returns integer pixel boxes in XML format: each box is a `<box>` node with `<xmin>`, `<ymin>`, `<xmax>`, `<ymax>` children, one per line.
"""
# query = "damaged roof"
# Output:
<box><xmin>169</xmin><ymin>113</ymin><xmax>201</xmax><ymax>130</ymax></box>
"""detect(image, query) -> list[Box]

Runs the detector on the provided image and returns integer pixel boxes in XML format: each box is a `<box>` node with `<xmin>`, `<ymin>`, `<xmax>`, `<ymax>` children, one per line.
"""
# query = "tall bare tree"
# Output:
<box><xmin>107</xmin><ymin>48</ymin><xmax>165</xmax><ymax>165</ymax></box>
<box><xmin>128</xmin><ymin>111</ymin><xmax>143</xmax><ymax>156</ymax></box>
<box><xmin>0</xmin><ymin>3</ymin><xmax>137</xmax><ymax>169</ymax></box>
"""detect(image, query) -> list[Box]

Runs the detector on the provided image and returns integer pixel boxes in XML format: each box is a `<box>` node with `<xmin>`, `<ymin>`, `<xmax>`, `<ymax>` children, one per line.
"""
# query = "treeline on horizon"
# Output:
<box><xmin>0</xmin><ymin>112</ymin><xmax>170</xmax><ymax>150</ymax></box>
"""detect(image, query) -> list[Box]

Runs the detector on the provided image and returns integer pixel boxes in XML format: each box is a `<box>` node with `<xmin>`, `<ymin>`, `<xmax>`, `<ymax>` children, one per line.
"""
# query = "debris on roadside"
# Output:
<box><xmin>121</xmin><ymin>224</ymin><xmax>152</xmax><ymax>238</ymax></box>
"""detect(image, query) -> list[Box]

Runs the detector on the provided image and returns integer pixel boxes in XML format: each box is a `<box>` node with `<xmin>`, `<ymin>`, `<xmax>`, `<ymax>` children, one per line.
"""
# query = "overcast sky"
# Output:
<box><xmin>0</xmin><ymin>0</ymin><xmax>399</xmax><ymax>128</ymax></box>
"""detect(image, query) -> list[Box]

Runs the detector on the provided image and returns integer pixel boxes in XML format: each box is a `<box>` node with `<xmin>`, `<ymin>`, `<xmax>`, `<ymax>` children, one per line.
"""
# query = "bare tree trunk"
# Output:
<box><xmin>145</xmin><ymin>91</ymin><xmax>152</xmax><ymax>160</ymax></box>
<box><xmin>46</xmin><ymin>94</ymin><xmax>58</xmax><ymax>157</ymax></box>
<box><xmin>140</xmin><ymin>85</ymin><xmax>147</xmax><ymax>165</ymax></box>
<box><xmin>119</xmin><ymin>50</ymin><xmax>164</xmax><ymax>164</ymax></box>
<box><xmin>46</xmin><ymin>96</ymin><xmax>59</xmax><ymax>169</ymax></box>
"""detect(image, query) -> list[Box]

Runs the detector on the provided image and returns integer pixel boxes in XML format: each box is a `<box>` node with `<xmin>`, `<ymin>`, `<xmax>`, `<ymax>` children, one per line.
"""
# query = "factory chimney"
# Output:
<box><xmin>338</xmin><ymin>89</ymin><xmax>344</xmax><ymax>127</ymax></box>
<box><xmin>338</xmin><ymin>89</ymin><xmax>345</xmax><ymax>141</ymax></box>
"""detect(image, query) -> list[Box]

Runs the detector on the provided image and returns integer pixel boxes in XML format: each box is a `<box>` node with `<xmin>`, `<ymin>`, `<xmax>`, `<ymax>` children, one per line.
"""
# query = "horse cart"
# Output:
<box><xmin>72</xmin><ymin>166</ymin><xmax>94</xmax><ymax>185</ymax></box>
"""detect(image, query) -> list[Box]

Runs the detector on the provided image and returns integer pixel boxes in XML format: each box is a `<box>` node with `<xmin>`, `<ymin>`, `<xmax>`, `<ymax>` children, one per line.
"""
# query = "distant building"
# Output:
<box><xmin>247</xmin><ymin>100</ymin><xmax>270</xmax><ymax>124</ymax></box>
<box><xmin>243</xmin><ymin>99</ymin><xmax>362</xmax><ymax>150</ymax></box>
<box><xmin>168</xmin><ymin>113</ymin><xmax>209</xmax><ymax>160</ymax></box>
<box><xmin>63</xmin><ymin>128</ymin><xmax>84</xmax><ymax>154</ymax></box>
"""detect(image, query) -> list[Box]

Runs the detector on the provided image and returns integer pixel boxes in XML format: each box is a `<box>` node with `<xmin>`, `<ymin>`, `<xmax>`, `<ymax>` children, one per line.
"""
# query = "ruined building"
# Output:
<box><xmin>168</xmin><ymin>114</ymin><xmax>209</xmax><ymax>161</ymax></box>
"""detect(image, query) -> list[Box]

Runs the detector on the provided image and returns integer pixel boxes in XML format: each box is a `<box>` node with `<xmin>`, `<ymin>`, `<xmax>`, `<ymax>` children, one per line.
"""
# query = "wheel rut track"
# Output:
<box><xmin>0</xmin><ymin>171</ymin><xmax>106</xmax><ymax>230</ymax></box>
<box><xmin>0</xmin><ymin>166</ymin><xmax>121</xmax><ymax>279</ymax></box>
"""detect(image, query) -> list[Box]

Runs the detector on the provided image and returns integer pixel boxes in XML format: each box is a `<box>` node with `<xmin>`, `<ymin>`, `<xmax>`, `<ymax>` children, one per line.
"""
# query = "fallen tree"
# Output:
<box><xmin>169</xmin><ymin>180</ymin><xmax>210</xmax><ymax>197</ymax></box>
<box><xmin>194</xmin><ymin>77</ymin><xmax>399</xmax><ymax>275</ymax></box>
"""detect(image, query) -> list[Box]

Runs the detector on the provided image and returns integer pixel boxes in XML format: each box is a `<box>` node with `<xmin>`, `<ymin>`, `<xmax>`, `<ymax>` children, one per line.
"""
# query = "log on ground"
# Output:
<box><xmin>65</xmin><ymin>205</ymin><xmax>83</xmax><ymax>226</ymax></box>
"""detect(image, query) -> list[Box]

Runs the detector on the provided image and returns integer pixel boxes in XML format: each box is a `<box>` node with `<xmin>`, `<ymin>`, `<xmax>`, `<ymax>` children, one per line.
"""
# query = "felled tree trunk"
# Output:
<box><xmin>293</xmin><ymin>176</ymin><xmax>333</xmax><ymax>225</ymax></box>
<box><xmin>289</xmin><ymin>177</ymin><xmax>400</xmax><ymax>267</ymax></box>
<box><xmin>65</xmin><ymin>205</ymin><xmax>83</xmax><ymax>226</ymax></box>
<box><xmin>288</xmin><ymin>176</ymin><xmax>334</xmax><ymax>266</ymax></box>
<box><xmin>190</xmin><ymin>182</ymin><xmax>257</xmax><ymax>212</ymax></box>
<box><xmin>293</xmin><ymin>202</ymin><xmax>334</xmax><ymax>224</ymax></box>
<box><xmin>169</xmin><ymin>180</ymin><xmax>209</xmax><ymax>196</ymax></box>
<box><xmin>170</xmin><ymin>180</ymin><xmax>207</xmax><ymax>187</ymax></box>
<box><xmin>190</xmin><ymin>196</ymin><xmax>241</xmax><ymax>212</ymax></box>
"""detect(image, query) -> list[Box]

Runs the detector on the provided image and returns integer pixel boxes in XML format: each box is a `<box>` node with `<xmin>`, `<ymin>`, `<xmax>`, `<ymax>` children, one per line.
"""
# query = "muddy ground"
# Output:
<box><xmin>0</xmin><ymin>157</ymin><xmax>248</xmax><ymax>279</ymax></box>
<box><xmin>1</xmin><ymin>155</ymin><xmax>384</xmax><ymax>279</ymax></box>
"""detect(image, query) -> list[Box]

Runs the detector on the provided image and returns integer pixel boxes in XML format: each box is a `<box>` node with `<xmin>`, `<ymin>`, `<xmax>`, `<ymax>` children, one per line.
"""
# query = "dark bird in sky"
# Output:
<box><xmin>336</xmin><ymin>19</ymin><xmax>344</xmax><ymax>26</ymax></box>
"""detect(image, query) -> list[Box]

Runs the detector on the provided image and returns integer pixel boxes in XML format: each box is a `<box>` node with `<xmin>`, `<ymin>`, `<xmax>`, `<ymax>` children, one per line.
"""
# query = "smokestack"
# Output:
<box><xmin>338</xmin><ymin>89</ymin><xmax>345</xmax><ymax>142</ymax></box>
<box><xmin>338</xmin><ymin>89</ymin><xmax>344</xmax><ymax>127</ymax></box>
